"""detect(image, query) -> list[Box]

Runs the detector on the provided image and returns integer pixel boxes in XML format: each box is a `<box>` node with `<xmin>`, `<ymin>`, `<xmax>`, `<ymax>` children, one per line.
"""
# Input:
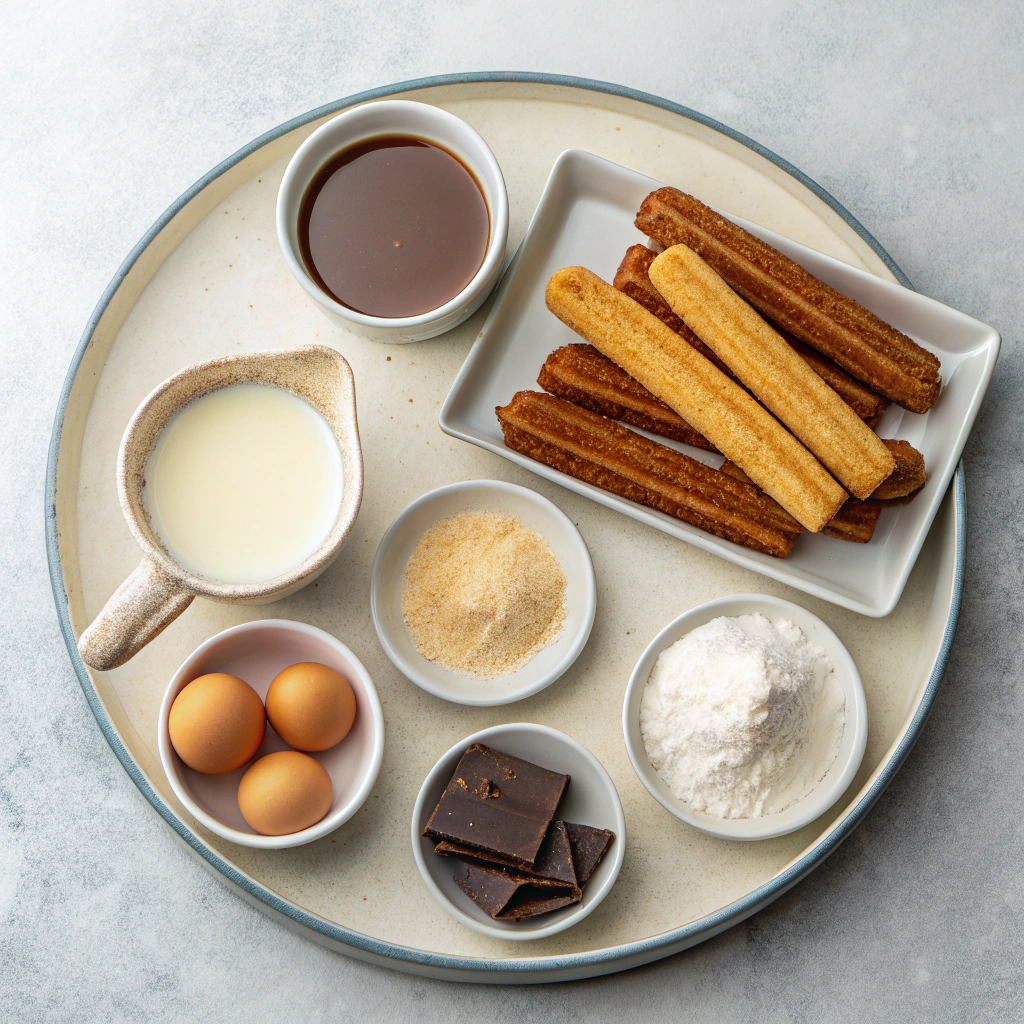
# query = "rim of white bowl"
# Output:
<box><xmin>157</xmin><ymin>618</ymin><xmax>385</xmax><ymax>850</ymax></box>
<box><xmin>622</xmin><ymin>594</ymin><xmax>869</xmax><ymax>841</ymax></box>
<box><xmin>411</xmin><ymin>722</ymin><xmax>626</xmax><ymax>940</ymax></box>
<box><xmin>370</xmin><ymin>479</ymin><xmax>596</xmax><ymax>706</ymax></box>
<box><xmin>276</xmin><ymin>99</ymin><xmax>509</xmax><ymax>329</ymax></box>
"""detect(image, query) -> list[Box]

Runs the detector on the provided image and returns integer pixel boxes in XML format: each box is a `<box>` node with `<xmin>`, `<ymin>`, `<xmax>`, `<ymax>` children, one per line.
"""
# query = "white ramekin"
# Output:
<box><xmin>276</xmin><ymin>100</ymin><xmax>508</xmax><ymax>343</ymax></box>
<box><xmin>622</xmin><ymin>594</ymin><xmax>868</xmax><ymax>841</ymax></box>
<box><xmin>370</xmin><ymin>480</ymin><xmax>596</xmax><ymax>707</ymax></box>
<box><xmin>411</xmin><ymin>723</ymin><xmax>625</xmax><ymax>940</ymax></box>
<box><xmin>158</xmin><ymin>619</ymin><xmax>385</xmax><ymax>850</ymax></box>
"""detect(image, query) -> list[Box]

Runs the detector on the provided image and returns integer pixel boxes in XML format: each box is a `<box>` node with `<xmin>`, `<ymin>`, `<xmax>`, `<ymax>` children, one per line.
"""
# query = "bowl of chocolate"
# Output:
<box><xmin>277</xmin><ymin>100</ymin><xmax>508</xmax><ymax>343</ymax></box>
<box><xmin>412</xmin><ymin>723</ymin><xmax>625</xmax><ymax>940</ymax></box>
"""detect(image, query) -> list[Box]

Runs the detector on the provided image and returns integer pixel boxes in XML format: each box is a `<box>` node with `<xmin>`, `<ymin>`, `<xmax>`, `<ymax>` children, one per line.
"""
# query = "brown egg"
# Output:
<box><xmin>236</xmin><ymin>751</ymin><xmax>333</xmax><ymax>835</ymax></box>
<box><xmin>168</xmin><ymin>672</ymin><xmax>265</xmax><ymax>774</ymax></box>
<box><xmin>265</xmin><ymin>662</ymin><xmax>357</xmax><ymax>752</ymax></box>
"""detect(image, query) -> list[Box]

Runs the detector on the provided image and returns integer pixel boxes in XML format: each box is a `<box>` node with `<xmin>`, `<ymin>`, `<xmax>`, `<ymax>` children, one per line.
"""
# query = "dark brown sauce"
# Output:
<box><xmin>298</xmin><ymin>136</ymin><xmax>490</xmax><ymax>318</ymax></box>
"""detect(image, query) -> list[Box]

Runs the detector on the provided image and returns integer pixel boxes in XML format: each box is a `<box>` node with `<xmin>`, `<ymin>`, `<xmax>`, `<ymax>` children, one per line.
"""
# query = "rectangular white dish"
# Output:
<box><xmin>439</xmin><ymin>149</ymin><xmax>999</xmax><ymax>616</ymax></box>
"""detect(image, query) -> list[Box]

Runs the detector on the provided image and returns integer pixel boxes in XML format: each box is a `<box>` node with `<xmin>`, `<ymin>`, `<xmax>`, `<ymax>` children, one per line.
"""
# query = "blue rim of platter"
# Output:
<box><xmin>45</xmin><ymin>72</ymin><xmax>964</xmax><ymax>981</ymax></box>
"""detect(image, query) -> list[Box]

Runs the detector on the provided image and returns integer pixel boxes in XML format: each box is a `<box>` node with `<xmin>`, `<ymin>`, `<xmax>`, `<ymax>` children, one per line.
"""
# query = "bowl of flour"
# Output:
<box><xmin>622</xmin><ymin>595</ymin><xmax>867</xmax><ymax>841</ymax></box>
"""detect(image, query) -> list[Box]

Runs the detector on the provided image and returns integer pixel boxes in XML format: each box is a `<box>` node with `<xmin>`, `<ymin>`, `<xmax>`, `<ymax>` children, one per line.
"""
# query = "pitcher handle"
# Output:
<box><xmin>78</xmin><ymin>557</ymin><xmax>194</xmax><ymax>671</ymax></box>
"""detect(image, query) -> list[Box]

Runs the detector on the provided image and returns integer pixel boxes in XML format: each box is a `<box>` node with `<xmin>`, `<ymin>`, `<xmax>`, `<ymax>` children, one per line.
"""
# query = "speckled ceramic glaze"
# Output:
<box><xmin>47</xmin><ymin>76</ymin><xmax>964</xmax><ymax>982</ymax></box>
<box><xmin>77</xmin><ymin>345</ymin><xmax>363</xmax><ymax>670</ymax></box>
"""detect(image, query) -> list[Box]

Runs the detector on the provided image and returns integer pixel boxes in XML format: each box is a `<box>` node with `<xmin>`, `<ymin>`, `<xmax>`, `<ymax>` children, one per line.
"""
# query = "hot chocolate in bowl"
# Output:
<box><xmin>277</xmin><ymin>100</ymin><xmax>509</xmax><ymax>343</ymax></box>
<box><xmin>298</xmin><ymin>136</ymin><xmax>491</xmax><ymax>319</ymax></box>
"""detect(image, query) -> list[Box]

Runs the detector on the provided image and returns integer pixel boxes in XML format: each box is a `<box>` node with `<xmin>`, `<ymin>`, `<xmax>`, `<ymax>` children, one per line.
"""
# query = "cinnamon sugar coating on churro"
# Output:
<box><xmin>636</xmin><ymin>188</ymin><xmax>941</xmax><ymax>414</ymax></box>
<box><xmin>497</xmin><ymin>392</ymin><xmax>801</xmax><ymax>558</ymax></box>
<box><xmin>649</xmin><ymin>244</ymin><xmax>895</xmax><ymax>500</ymax></box>
<box><xmin>544</xmin><ymin>266</ymin><xmax>847</xmax><ymax>532</ymax></box>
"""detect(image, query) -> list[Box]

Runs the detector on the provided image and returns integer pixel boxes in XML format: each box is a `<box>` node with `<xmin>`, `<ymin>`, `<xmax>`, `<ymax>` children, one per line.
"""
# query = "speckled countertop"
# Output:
<box><xmin>2</xmin><ymin>2</ymin><xmax>1021</xmax><ymax>1020</ymax></box>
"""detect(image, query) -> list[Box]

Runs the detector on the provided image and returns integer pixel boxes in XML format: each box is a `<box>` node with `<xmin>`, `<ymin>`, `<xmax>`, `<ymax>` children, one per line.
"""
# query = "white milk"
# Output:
<box><xmin>143</xmin><ymin>384</ymin><xmax>343</xmax><ymax>584</ymax></box>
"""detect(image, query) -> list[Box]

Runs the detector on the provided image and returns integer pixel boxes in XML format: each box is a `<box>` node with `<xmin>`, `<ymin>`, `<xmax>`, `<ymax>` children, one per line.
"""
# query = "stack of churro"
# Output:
<box><xmin>496</xmin><ymin>188</ymin><xmax>934</xmax><ymax>558</ymax></box>
<box><xmin>634</xmin><ymin>188</ymin><xmax>942</xmax><ymax>414</ymax></box>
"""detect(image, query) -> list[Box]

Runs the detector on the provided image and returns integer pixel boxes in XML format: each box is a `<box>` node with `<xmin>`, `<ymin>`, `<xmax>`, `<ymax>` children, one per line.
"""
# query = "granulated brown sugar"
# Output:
<box><xmin>401</xmin><ymin>511</ymin><xmax>567</xmax><ymax>679</ymax></box>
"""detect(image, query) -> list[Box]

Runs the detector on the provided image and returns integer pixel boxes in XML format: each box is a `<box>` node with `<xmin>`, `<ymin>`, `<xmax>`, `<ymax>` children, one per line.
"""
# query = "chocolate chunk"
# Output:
<box><xmin>452</xmin><ymin>861</ymin><xmax>581</xmax><ymax>921</ymax></box>
<box><xmin>565</xmin><ymin>822</ymin><xmax>615</xmax><ymax>886</ymax></box>
<box><xmin>497</xmin><ymin>890</ymin><xmax>580</xmax><ymax>920</ymax></box>
<box><xmin>531</xmin><ymin>822</ymin><xmax>577</xmax><ymax>884</ymax></box>
<box><xmin>434</xmin><ymin>821</ymin><xmax>578</xmax><ymax>886</ymax></box>
<box><xmin>424</xmin><ymin>745</ymin><xmax>569</xmax><ymax>868</ymax></box>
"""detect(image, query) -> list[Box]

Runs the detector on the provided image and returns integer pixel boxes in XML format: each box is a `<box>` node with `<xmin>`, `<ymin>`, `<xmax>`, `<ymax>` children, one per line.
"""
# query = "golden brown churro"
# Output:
<box><xmin>537</xmin><ymin>344</ymin><xmax>717</xmax><ymax>452</ymax></box>
<box><xmin>614</xmin><ymin>244</ymin><xmax>733</xmax><ymax>376</ymax></box>
<box><xmin>783</xmin><ymin>334</ymin><xmax>889</xmax><ymax>427</ymax></box>
<box><xmin>614</xmin><ymin>243</ymin><xmax>891</xmax><ymax>426</ymax></box>
<box><xmin>538</xmin><ymin>343</ymin><xmax>925</xmax><ymax>508</ymax></box>
<box><xmin>821</xmin><ymin>502</ymin><xmax>885</xmax><ymax>543</ymax></box>
<box><xmin>871</xmin><ymin>439</ymin><xmax>926</xmax><ymax>500</ymax></box>
<box><xmin>544</xmin><ymin>266</ymin><xmax>847</xmax><ymax>531</ymax></box>
<box><xmin>497</xmin><ymin>392</ymin><xmax>802</xmax><ymax>558</ymax></box>
<box><xmin>635</xmin><ymin>188</ymin><xmax>942</xmax><ymax>414</ymax></box>
<box><xmin>649</xmin><ymin>243</ymin><xmax>895</xmax><ymax>499</ymax></box>
<box><xmin>718</xmin><ymin>460</ymin><xmax>883</xmax><ymax>543</ymax></box>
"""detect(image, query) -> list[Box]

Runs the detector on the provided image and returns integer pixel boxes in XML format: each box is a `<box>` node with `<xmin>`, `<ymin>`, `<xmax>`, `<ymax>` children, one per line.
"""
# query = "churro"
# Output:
<box><xmin>871</xmin><ymin>439</ymin><xmax>926</xmax><ymax>500</ymax></box>
<box><xmin>538</xmin><ymin>342</ymin><xmax>924</xmax><ymax>507</ymax></box>
<box><xmin>649</xmin><ymin>243</ymin><xmax>895</xmax><ymax>499</ymax></box>
<box><xmin>614</xmin><ymin>243</ymin><xmax>891</xmax><ymax>426</ymax></box>
<box><xmin>821</xmin><ymin>501</ymin><xmax>884</xmax><ymax>544</ymax></box>
<box><xmin>784</xmin><ymin>334</ymin><xmax>889</xmax><ymax>427</ymax></box>
<box><xmin>497</xmin><ymin>391</ymin><xmax>802</xmax><ymax>558</ymax></box>
<box><xmin>635</xmin><ymin>187</ymin><xmax>942</xmax><ymax>413</ymax></box>
<box><xmin>614</xmin><ymin>244</ymin><xmax>731</xmax><ymax>375</ymax></box>
<box><xmin>537</xmin><ymin>343</ymin><xmax>716</xmax><ymax>452</ymax></box>
<box><xmin>544</xmin><ymin>265</ymin><xmax>847</xmax><ymax>532</ymax></box>
<box><xmin>719</xmin><ymin>460</ymin><xmax>883</xmax><ymax>543</ymax></box>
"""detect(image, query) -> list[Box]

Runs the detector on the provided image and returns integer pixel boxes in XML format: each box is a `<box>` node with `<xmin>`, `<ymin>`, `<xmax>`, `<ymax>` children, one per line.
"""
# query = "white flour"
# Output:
<box><xmin>639</xmin><ymin>614</ymin><xmax>845</xmax><ymax>819</ymax></box>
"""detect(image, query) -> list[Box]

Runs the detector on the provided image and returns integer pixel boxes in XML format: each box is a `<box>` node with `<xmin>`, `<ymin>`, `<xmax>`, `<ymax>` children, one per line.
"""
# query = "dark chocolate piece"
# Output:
<box><xmin>424</xmin><ymin>745</ymin><xmax>569</xmax><ymax>868</ymax></box>
<box><xmin>565</xmin><ymin>823</ymin><xmax>615</xmax><ymax>886</ymax></box>
<box><xmin>434</xmin><ymin>821</ymin><xmax>578</xmax><ymax>886</ymax></box>
<box><xmin>452</xmin><ymin>861</ymin><xmax>580</xmax><ymax>921</ymax></box>
<box><xmin>497</xmin><ymin>890</ymin><xmax>580</xmax><ymax>920</ymax></box>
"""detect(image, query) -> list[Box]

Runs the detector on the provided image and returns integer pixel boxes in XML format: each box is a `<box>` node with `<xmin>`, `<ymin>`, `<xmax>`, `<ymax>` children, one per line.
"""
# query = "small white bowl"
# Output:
<box><xmin>158</xmin><ymin>619</ymin><xmax>384</xmax><ymax>849</ymax></box>
<box><xmin>371</xmin><ymin>480</ymin><xmax>596</xmax><ymax>706</ymax></box>
<box><xmin>411</xmin><ymin>723</ymin><xmax>625</xmax><ymax>940</ymax></box>
<box><xmin>277</xmin><ymin>100</ymin><xmax>508</xmax><ymax>343</ymax></box>
<box><xmin>622</xmin><ymin>594</ymin><xmax>868</xmax><ymax>841</ymax></box>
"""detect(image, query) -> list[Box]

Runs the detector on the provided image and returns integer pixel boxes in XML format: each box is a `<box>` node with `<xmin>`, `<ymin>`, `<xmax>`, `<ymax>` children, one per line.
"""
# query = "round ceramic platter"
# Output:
<box><xmin>46</xmin><ymin>73</ymin><xmax>963</xmax><ymax>984</ymax></box>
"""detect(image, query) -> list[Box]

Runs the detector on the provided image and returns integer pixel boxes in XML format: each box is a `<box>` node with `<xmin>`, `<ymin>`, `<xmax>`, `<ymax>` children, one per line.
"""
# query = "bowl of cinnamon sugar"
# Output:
<box><xmin>370</xmin><ymin>480</ymin><xmax>596</xmax><ymax>706</ymax></box>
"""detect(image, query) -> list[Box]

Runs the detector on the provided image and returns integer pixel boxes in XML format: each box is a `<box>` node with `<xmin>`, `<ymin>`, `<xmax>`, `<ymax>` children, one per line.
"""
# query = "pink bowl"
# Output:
<box><xmin>157</xmin><ymin>619</ymin><xmax>384</xmax><ymax>849</ymax></box>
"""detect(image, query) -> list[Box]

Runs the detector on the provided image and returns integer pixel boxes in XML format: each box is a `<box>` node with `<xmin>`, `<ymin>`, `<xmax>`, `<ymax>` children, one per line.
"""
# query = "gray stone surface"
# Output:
<box><xmin>2</xmin><ymin>1</ymin><xmax>1021</xmax><ymax>1019</ymax></box>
